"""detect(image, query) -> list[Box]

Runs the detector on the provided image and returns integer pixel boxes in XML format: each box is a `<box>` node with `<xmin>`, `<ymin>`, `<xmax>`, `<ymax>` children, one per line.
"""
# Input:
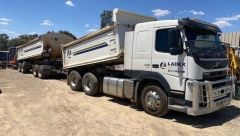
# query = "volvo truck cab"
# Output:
<box><xmin>124</xmin><ymin>18</ymin><xmax>233</xmax><ymax>116</ymax></box>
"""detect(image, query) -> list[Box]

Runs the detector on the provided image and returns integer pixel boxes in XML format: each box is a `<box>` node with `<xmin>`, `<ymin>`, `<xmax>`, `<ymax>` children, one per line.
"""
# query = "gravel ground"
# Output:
<box><xmin>0</xmin><ymin>69</ymin><xmax>240</xmax><ymax>136</ymax></box>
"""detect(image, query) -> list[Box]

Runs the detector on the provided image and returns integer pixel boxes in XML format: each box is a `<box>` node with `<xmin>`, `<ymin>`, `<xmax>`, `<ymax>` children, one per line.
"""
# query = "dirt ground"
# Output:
<box><xmin>0</xmin><ymin>69</ymin><xmax>240</xmax><ymax>136</ymax></box>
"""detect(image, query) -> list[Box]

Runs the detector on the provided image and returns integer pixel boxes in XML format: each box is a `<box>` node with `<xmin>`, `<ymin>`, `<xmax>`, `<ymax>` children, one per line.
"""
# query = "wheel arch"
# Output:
<box><xmin>132</xmin><ymin>71</ymin><xmax>171</xmax><ymax>104</ymax></box>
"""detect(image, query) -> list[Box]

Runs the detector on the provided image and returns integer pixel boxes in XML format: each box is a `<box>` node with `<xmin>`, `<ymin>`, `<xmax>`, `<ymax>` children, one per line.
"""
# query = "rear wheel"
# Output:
<box><xmin>82</xmin><ymin>73</ymin><xmax>99</xmax><ymax>96</ymax></box>
<box><xmin>18</xmin><ymin>63</ymin><xmax>22</xmax><ymax>72</ymax></box>
<box><xmin>33</xmin><ymin>65</ymin><xmax>39</xmax><ymax>77</ymax></box>
<box><xmin>20</xmin><ymin>64</ymin><xmax>24</xmax><ymax>73</ymax></box>
<box><xmin>141</xmin><ymin>83</ymin><xmax>168</xmax><ymax>117</ymax></box>
<box><xmin>69</xmin><ymin>70</ymin><xmax>82</xmax><ymax>91</ymax></box>
<box><xmin>38</xmin><ymin>65</ymin><xmax>51</xmax><ymax>79</ymax></box>
<box><xmin>21</xmin><ymin>62</ymin><xmax>31</xmax><ymax>74</ymax></box>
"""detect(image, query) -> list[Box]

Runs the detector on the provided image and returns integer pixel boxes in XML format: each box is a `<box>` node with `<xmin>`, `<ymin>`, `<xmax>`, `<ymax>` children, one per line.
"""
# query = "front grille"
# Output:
<box><xmin>212</xmin><ymin>81</ymin><xmax>231</xmax><ymax>89</ymax></box>
<box><xmin>199</xmin><ymin>85</ymin><xmax>210</xmax><ymax>108</ymax></box>
<box><xmin>214</xmin><ymin>93</ymin><xmax>230</xmax><ymax>102</ymax></box>
<box><xmin>203</xmin><ymin>70</ymin><xmax>227</xmax><ymax>81</ymax></box>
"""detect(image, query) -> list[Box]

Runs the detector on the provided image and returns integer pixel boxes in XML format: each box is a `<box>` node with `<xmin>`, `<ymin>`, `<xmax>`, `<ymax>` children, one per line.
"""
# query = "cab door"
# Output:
<box><xmin>131</xmin><ymin>26</ymin><xmax>153</xmax><ymax>72</ymax></box>
<box><xmin>151</xmin><ymin>26</ymin><xmax>188</xmax><ymax>91</ymax></box>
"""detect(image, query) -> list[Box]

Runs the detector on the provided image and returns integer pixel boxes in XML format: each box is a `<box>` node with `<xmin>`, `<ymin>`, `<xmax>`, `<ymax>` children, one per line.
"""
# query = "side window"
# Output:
<box><xmin>155</xmin><ymin>29</ymin><xmax>170</xmax><ymax>52</ymax></box>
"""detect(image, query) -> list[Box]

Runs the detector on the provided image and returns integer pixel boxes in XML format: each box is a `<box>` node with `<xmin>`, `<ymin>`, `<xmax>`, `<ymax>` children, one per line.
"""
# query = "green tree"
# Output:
<box><xmin>7</xmin><ymin>34</ymin><xmax>39</xmax><ymax>48</ymax></box>
<box><xmin>19</xmin><ymin>34</ymin><xmax>38</xmax><ymax>43</ymax></box>
<box><xmin>59</xmin><ymin>30</ymin><xmax>77</xmax><ymax>40</ymax></box>
<box><xmin>100</xmin><ymin>10</ymin><xmax>113</xmax><ymax>28</ymax></box>
<box><xmin>0</xmin><ymin>34</ymin><xmax>9</xmax><ymax>51</ymax></box>
<box><xmin>47</xmin><ymin>31</ymin><xmax>55</xmax><ymax>34</ymax></box>
<box><xmin>7</xmin><ymin>38</ymin><xmax>25</xmax><ymax>47</ymax></box>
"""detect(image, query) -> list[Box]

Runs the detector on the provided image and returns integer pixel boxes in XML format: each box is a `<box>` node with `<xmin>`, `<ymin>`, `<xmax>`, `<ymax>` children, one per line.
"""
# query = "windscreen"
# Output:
<box><xmin>185</xmin><ymin>28</ymin><xmax>226</xmax><ymax>58</ymax></box>
<box><xmin>184</xmin><ymin>27</ymin><xmax>228</xmax><ymax>69</ymax></box>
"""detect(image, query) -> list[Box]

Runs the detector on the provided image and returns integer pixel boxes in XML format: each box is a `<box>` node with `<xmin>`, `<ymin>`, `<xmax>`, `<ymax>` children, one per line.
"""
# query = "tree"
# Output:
<box><xmin>7</xmin><ymin>38</ymin><xmax>25</xmax><ymax>47</ymax></box>
<box><xmin>0</xmin><ymin>34</ymin><xmax>9</xmax><ymax>51</ymax></box>
<box><xmin>100</xmin><ymin>10</ymin><xmax>113</xmax><ymax>28</ymax></box>
<box><xmin>59</xmin><ymin>30</ymin><xmax>77</xmax><ymax>40</ymax></box>
<box><xmin>19</xmin><ymin>34</ymin><xmax>38</xmax><ymax>42</ymax></box>
<box><xmin>7</xmin><ymin>34</ymin><xmax>39</xmax><ymax>48</ymax></box>
<box><xmin>47</xmin><ymin>31</ymin><xmax>55</xmax><ymax>34</ymax></box>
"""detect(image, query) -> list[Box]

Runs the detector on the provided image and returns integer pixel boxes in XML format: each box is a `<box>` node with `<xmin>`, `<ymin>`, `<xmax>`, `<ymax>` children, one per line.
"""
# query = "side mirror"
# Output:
<box><xmin>168</xmin><ymin>28</ymin><xmax>183</xmax><ymax>55</ymax></box>
<box><xmin>170</xmin><ymin>47</ymin><xmax>183</xmax><ymax>55</ymax></box>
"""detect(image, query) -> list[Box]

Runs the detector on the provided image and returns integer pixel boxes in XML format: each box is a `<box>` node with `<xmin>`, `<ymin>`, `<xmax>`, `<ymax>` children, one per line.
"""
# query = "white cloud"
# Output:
<box><xmin>213</xmin><ymin>20</ymin><xmax>232</xmax><ymax>28</ymax></box>
<box><xmin>65</xmin><ymin>1</ymin><xmax>74</xmax><ymax>7</ymax></box>
<box><xmin>0</xmin><ymin>18</ymin><xmax>11</xmax><ymax>22</ymax></box>
<box><xmin>0</xmin><ymin>22</ymin><xmax>10</xmax><ymax>25</ymax></box>
<box><xmin>41</xmin><ymin>20</ymin><xmax>53</xmax><ymax>26</ymax></box>
<box><xmin>216</xmin><ymin>14</ymin><xmax>240</xmax><ymax>22</ymax></box>
<box><xmin>0</xmin><ymin>17</ymin><xmax>11</xmax><ymax>25</ymax></box>
<box><xmin>151</xmin><ymin>9</ymin><xmax>171</xmax><ymax>17</ymax></box>
<box><xmin>1</xmin><ymin>29</ymin><xmax>15</xmax><ymax>34</ymax></box>
<box><xmin>213</xmin><ymin>14</ymin><xmax>240</xmax><ymax>28</ymax></box>
<box><xmin>30</xmin><ymin>32</ymin><xmax>36</xmax><ymax>35</ymax></box>
<box><xmin>1</xmin><ymin>29</ymin><xmax>19</xmax><ymax>38</ymax></box>
<box><xmin>179</xmin><ymin>10</ymin><xmax>187</xmax><ymax>15</ymax></box>
<box><xmin>87</xmin><ymin>28</ymin><xmax>97</xmax><ymax>33</ymax></box>
<box><xmin>189</xmin><ymin>10</ymin><xmax>205</xmax><ymax>16</ymax></box>
<box><xmin>85</xmin><ymin>24</ymin><xmax>90</xmax><ymax>27</ymax></box>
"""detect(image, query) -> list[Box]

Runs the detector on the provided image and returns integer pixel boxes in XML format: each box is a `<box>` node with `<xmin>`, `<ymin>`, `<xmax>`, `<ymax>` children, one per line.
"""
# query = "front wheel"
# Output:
<box><xmin>141</xmin><ymin>84</ymin><xmax>168</xmax><ymax>117</ymax></box>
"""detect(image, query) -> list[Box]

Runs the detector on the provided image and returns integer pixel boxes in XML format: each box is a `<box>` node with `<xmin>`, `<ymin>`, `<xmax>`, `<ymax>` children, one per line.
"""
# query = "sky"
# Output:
<box><xmin>0</xmin><ymin>0</ymin><xmax>240</xmax><ymax>38</ymax></box>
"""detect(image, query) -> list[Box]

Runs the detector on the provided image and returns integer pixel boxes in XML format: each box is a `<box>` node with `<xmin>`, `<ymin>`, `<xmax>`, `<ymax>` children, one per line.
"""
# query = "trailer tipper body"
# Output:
<box><xmin>62</xmin><ymin>9</ymin><xmax>233</xmax><ymax>117</ymax></box>
<box><xmin>17</xmin><ymin>33</ymin><xmax>74</xmax><ymax>78</ymax></box>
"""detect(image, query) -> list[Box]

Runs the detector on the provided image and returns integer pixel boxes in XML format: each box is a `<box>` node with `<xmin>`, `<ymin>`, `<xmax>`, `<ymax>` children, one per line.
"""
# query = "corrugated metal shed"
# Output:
<box><xmin>220</xmin><ymin>32</ymin><xmax>240</xmax><ymax>47</ymax></box>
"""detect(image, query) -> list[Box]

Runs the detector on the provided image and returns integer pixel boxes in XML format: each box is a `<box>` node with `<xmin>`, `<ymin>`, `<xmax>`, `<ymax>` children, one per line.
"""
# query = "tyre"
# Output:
<box><xmin>141</xmin><ymin>83</ymin><xmax>168</xmax><ymax>117</ymax></box>
<box><xmin>38</xmin><ymin>65</ymin><xmax>51</xmax><ymax>79</ymax></box>
<box><xmin>21</xmin><ymin>62</ymin><xmax>31</xmax><ymax>74</ymax></box>
<box><xmin>18</xmin><ymin>63</ymin><xmax>22</xmax><ymax>72</ymax></box>
<box><xmin>20</xmin><ymin>63</ymin><xmax>24</xmax><ymax>73</ymax></box>
<box><xmin>69</xmin><ymin>70</ymin><xmax>82</xmax><ymax>91</ymax></box>
<box><xmin>33</xmin><ymin>65</ymin><xmax>39</xmax><ymax>77</ymax></box>
<box><xmin>22</xmin><ymin>68</ymin><xmax>28</xmax><ymax>73</ymax></box>
<box><xmin>82</xmin><ymin>73</ymin><xmax>99</xmax><ymax>96</ymax></box>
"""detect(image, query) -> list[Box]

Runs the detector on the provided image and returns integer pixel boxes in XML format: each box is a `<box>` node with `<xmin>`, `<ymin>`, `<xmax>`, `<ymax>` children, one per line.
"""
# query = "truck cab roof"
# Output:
<box><xmin>135</xmin><ymin>18</ymin><xmax>220</xmax><ymax>34</ymax></box>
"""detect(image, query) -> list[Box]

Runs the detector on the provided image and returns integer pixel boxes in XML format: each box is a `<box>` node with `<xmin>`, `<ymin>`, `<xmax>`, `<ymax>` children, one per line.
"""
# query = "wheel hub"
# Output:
<box><xmin>71</xmin><ymin>77</ymin><xmax>77</xmax><ymax>87</ymax></box>
<box><xmin>145</xmin><ymin>90</ymin><xmax>161</xmax><ymax>111</ymax></box>
<box><xmin>38</xmin><ymin>72</ymin><xmax>42</xmax><ymax>77</ymax></box>
<box><xmin>84</xmin><ymin>79</ymin><xmax>92</xmax><ymax>92</ymax></box>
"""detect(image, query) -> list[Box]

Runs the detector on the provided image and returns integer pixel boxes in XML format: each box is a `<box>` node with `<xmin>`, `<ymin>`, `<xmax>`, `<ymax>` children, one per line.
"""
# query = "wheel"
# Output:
<box><xmin>38</xmin><ymin>65</ymin><xmax>51</xmax><ymax>79</ymax></box>
<box><xmin>82</xmin><ymin>73</ymin><xmax>99</xmax><ymax>96</ymax></box>
<box><xmin>69</xmin><ymin>70</ymin><xmax>82</xmax><ymax>91</ymax></box>
<box><xmin>141</xmin><ymin>83</ymin><xmax>168</xmax><ymax>117</ymax></box>
<box><xmin>20</xmin><ymin>63</ymin><xmax>24</xmax><ymax>73</ymax></box>
<box><xmin>18</xmin><ymin>63</ymin><xmax>22</xmax><ymax>72</ymax></box>
<box><xmin>21</xmin><ymin>62</ymin><xmax>30</xmax><ymax>74</ymax></box>
<box><xmin>33</xmin><ymin>65</ymin><xmax>39</xmax><ymax>77</ymax></box>
<box><xmin>21</xmin><ymin>67</ymin><xmax>29</xmax><ymax>74</ymax></box>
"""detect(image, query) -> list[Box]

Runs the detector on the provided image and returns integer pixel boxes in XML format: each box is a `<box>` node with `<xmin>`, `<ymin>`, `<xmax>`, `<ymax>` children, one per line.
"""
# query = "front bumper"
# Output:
<box><xmin>185</xmin><ymin>77</ymin><xmax>233</xmax><ymax>116</ymax></box>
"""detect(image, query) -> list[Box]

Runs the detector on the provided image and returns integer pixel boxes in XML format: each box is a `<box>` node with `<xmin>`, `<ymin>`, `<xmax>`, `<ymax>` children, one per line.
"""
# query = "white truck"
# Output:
<box><xmin>62</xmin><ymin>9</ymin><xmax>233</xmax><ymax>116</ymax></box>
<box><xmin>17</xmin><ymin>33</ymin><xmax>74</xmax><ymax>79</ymax></box>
